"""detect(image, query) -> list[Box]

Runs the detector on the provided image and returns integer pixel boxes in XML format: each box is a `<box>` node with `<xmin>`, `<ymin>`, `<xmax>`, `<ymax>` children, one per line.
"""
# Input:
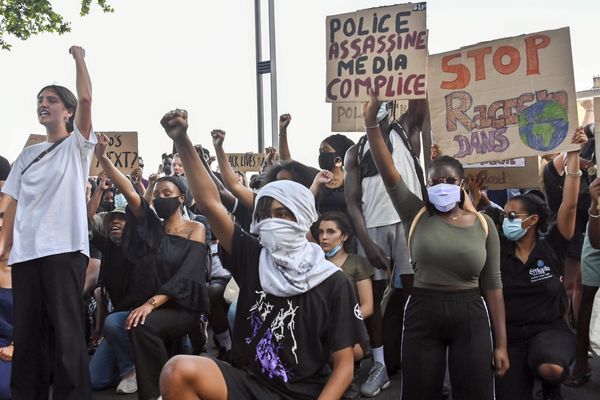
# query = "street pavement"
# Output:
<box><xmin>92</xmin><ymin>354</ymin><xmax>600</xmax><ymax>399</ymax></box>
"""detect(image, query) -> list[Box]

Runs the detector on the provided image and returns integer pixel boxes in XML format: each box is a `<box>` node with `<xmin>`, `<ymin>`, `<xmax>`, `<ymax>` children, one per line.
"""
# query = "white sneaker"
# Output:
<box><xmin>116</xmin><ymin>371</ymin><xmax>138</xmax><ymax>394</ymax></box>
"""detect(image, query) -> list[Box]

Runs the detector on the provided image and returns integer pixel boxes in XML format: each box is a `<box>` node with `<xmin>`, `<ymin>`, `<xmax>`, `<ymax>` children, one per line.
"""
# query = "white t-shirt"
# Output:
<box><xmin>3</xmin><ymin>125</ymin><xmax>97</xmax><ymax>265</ymax></box>
<box><xmin>361</xmin><ymin>128</ymin><xmax>423</xmax><ymax>229</ymax></box>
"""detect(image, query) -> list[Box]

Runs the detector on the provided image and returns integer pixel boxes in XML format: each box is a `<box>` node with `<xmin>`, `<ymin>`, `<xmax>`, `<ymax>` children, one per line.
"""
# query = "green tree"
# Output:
<box><xmin>0</xmin><ymin>0</ymin><xmax>113</xmax><ymax>50</ymax></box>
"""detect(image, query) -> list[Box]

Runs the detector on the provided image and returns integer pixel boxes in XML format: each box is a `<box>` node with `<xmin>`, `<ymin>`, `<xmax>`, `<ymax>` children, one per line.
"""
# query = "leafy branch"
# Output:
<box><xmin>0</xmin><ymin>0</ymin><xmax>113</xmax><ymax>50</ymax></box>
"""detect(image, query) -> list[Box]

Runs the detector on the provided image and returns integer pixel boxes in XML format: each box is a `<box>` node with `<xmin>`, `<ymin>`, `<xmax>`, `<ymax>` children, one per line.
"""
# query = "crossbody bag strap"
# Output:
<box><xmin>20</xmin><ymin>135</ymin><xmax>69</xmax><ymax>176</ymax></box>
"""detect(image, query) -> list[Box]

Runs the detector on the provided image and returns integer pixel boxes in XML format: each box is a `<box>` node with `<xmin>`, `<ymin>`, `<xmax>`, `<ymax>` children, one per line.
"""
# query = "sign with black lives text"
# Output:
<box><xmin>463</xmin><ymin>157</ymin><xmax>540</xmax><ymax>190</ymax></box>
<box><xmin>90</xmin><ymin>132</ymin><xmax>139</xmax><ymax>176</ymax></box>
<box><xmin>227</xmin><ymin>153</ymin><xmax>279</xmax><ymax>173</ymax></box>
<box><xmin>23</xmin><ymin>134</ymin><xmax>47</xmax><ymax>148</ymax></box>
<box><xmin>332</xmin><ymin>100</ymin><xmax>408</xmax><ymax>132</ymax></box>
<box><xmin>326</xmin><ymin>2</ymin><xmax>427</xmax><ymax>102</ymax></box>
<box><xmin>428</xmin><ymin>27</ymin><xmax>579</xmax><ymax>165</ymax></box>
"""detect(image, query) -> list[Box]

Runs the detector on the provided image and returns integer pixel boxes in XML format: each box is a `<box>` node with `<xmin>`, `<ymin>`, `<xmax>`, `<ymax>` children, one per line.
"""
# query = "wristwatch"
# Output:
<box><xmin>147</xmin><ymin>298</ymin><xmax>157</xmax><ymax>307</ymax></box>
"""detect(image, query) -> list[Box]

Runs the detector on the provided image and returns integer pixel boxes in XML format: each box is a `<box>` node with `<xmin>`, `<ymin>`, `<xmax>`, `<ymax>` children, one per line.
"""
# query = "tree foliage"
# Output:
<box><xmin>0</xmin><ymin>0</ymin><xmax>113</xmax><ymax>50</ymax></box>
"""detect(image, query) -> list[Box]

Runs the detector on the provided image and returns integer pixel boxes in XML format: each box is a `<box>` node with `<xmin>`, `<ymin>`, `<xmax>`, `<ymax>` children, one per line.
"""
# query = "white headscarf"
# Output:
<box><xmin>250</xmin><ymin>180</ymin><xmax>339</xmax><ymax>297</ymax></box>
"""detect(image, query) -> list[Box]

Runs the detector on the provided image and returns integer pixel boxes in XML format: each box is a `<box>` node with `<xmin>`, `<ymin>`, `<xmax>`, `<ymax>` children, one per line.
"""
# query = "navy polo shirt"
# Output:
<box><xmin>500</xmin><ymin>223</ymin><xmax>569</xmax><ymax>340</ymax></box>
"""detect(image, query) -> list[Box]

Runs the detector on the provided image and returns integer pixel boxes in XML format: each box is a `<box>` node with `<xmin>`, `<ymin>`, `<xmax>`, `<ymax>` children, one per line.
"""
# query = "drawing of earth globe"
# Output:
<box><xmin>518</xmin><ymin>100</ymin><xmax>569</xmax><ymax>152</ymax></box>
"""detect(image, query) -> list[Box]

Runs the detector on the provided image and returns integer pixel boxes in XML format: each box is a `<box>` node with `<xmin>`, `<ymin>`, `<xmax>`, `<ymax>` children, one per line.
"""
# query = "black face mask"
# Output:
<box><xmin>153</xmin><ymin>196</ymin><xmax>181</xmax><ymax>219</ymax></box>
<box><xmin>100</xmin><ymin>201</ymin><xmax>115</xmax><ymax>212</ymax></box>
<box><xmin>318</xmin><ymin>152</ymin><xmax>338</xmax><ymax>171</ymax></box>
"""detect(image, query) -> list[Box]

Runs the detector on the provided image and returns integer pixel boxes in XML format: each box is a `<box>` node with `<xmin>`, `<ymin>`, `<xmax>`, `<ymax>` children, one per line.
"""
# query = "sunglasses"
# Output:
<box><xmin>501</xmin><ymin>211</ymin><xmax>529</xmax><ymax>222</ymax></box>
<box><xmin>427</xmin><ymin>176</ymin><xmax>462</xmax><ymax>186</ymax></box>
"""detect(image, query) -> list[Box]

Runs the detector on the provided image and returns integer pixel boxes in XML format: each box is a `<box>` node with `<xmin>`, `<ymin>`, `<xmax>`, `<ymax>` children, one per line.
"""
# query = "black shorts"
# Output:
<box><xmin>216</xmin><ymin>360</ymin><xmax>287</xmax><ymax>400</ymax></box>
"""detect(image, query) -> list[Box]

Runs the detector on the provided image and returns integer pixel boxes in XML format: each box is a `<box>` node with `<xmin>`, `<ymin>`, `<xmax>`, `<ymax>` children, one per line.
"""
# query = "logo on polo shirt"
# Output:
<box><xmin>529</xmin><ymin>260</ymin><xmax>552</xmax><ymax>283</ymax></box>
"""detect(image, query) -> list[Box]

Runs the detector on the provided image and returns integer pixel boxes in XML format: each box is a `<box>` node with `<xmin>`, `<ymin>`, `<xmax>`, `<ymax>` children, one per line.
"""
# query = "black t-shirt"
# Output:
<box><xmin>220</xmin><ymin>224</ymin><xmax>367</xmax><ymax>400</ymax></box>
<box><xmin>500</xmin><ymin>223</ymin><xmax>569</xmax><ymax>341</ymax></box>
<box><xmin>91</xmin><ymin>231</ymin><xmax>136</xmax><ymax>312</ymax></box>
<box><xmin>316</xmin><ymin>185</ymin><xmax>347</xmax><ymax>215</ymax></box>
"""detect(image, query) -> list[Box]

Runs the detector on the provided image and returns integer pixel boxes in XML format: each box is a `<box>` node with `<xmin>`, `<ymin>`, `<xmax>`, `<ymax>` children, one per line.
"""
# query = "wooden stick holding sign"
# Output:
<box><xmin>90</xmin><ymin>132</ymin><xmax>139</xmax><ymax>176</ymax></box>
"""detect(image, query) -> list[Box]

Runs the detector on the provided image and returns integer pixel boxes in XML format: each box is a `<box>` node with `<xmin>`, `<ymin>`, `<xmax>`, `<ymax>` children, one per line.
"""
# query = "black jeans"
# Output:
<box><xmin>11</xmin><ymin>252</ymin><xmax>91</xmax><ymax>400</ymax></box>
<box><xmin>129</xmin><ymin>307</ymin><xmax>198</xmax><ymax>400</ymax></box>
<box><xmin>495</xmin><ymin>323</ymin><xmax>575</xmax><ymax>400</ymax></box>
<box><xmin>401</xmin><ymin>288</ymin><xmax>494</xmax><ymax>400</ymax></box>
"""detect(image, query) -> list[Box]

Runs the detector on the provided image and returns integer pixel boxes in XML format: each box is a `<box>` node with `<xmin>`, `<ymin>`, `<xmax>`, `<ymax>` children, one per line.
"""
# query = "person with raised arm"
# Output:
<box><xmin>94</xmin><ymin>133</ymin><xmax>209</xmax><ymax>400</ymax></box>
<box><xmin>363</xmin><ymin>90</ymin><xmax>508</xmax><ymax>400</ymax></box>
<box><xmin>0</xmin><ymin>46</ymin><xmax>95</xmax><ymax>400</ymax></box>
<box><xmin>158</xmin><ymin>109</ymin><xmax>366</xmax><ymax>400</ymax></box>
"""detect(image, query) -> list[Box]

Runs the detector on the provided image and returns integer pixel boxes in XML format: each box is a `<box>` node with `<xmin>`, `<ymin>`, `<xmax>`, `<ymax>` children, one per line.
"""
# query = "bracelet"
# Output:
<box><xmin>564</xmin><ymin>166</ymin><xmax>582</xmax><ymax>177</ymax></box>
<box><xmin>589</xmin><ymin>208</ymin><xmax>600</xmax><ymax>218</ymax></box>
<box><xmin>585</xmin><ymin>109</ymin><xmax>594</xmax><ymax>113</ymax></box>
<box><xmin>364</xmin><ymin>123</ymin><xmax>379</xmax><ymax>129</ymax></box>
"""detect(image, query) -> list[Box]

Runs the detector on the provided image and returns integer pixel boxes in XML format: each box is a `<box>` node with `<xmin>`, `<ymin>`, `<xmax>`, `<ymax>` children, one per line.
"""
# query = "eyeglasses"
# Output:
<box><xmin>427</xmin><ymin>176</ymin><xmax>461</xmax><ymax>187</ymax></box>
<box><xmin>501</xmin><ymin>211</ymin><xmax>529</xmax><ymax>222</ymax></box>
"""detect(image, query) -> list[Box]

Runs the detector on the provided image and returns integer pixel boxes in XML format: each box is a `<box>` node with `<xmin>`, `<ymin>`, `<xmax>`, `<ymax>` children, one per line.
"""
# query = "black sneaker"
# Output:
<box><xmin>541</xmin><ymin>382</ymin><xmax>563</xmax><ymax>400</ymax></box>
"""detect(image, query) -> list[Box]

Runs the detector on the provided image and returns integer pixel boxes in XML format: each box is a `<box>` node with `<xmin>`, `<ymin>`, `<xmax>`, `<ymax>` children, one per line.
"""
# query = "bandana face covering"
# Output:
<box><xmin>250</xmin><ymin>180</ymin><xmax>340</xmax><ymax>297</ymax></box>
<box><xmin>426</xmin><ymin>183</ymin><xmax>461</xmax><ymax>213</ymax></box>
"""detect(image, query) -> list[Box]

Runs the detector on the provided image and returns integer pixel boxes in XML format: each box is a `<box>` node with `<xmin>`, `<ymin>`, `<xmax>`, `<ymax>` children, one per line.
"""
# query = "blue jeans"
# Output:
<box><xmin>89</xmin><ymin>311</ymin><xmax>134</xmax><ymax>390</ymax></box>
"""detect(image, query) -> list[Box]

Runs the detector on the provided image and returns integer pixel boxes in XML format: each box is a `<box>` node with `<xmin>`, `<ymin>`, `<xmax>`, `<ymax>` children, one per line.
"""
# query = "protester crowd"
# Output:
<box><xmin>0</xmin><ymin>46</ymin><xmax>599</xmax><ymax>400</ymax></box>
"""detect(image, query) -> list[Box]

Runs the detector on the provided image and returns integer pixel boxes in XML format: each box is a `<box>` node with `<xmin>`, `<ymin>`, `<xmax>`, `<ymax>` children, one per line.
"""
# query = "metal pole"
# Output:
<box><xmin>254</xmin><ymin>0</ymin><xmax>265</xmax><ymax>152</ymax></box>
<box><xmin>268</xmin><ymin>0</ymin><xmax>278</xmax><ymax>149</ymax></box>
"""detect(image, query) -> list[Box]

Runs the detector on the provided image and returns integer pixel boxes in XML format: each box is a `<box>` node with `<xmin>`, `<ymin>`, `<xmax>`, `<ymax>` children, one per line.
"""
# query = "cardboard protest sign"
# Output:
<box><xmin>90</xmin><ymin>132</ymin><xmax>139</xmax><ymax>176</ymax></box>
<box><xmin>227</xmin><ymin>153</ymin><xmax>279</xmax><ymax>173</ymax></box>
<box><xmin>332</xmin><ymin>100</ymin><xmax>408</xmax><ymax>132</ymax></box>
<box><xmin>23</xmin><ymin>134</ymin><xmax>46</xmax><ymax>148</ymax></box>
<box><xmin>463</xmin><ymin>157</ymin><xmax>540</xmax><ymax>190</ymax></box>
<box><xmin>429</xmin><ymin>27</ymin><xmax>579</xmax><ymax>165</ymax></box>
<box><xmin>326</xmin><ymin>2</ymin><xmax>427</xmax><ymax>102</ymax></box>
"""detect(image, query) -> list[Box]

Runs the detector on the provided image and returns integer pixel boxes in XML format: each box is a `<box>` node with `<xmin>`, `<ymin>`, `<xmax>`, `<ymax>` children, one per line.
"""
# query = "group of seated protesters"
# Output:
<box><xmin>0</xmin><ymin>48</ymin><xmax>599</xmax><ymax>400</ymax></box>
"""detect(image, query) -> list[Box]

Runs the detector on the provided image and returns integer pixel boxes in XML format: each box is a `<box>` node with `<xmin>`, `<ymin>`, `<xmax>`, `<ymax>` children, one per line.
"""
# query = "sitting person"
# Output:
<box><xmin>0</xmin><ymin>250</ymin><xmax>12</xmax><ymax>400</ymax></box>
<box><xmin>495</xmin><ymin>129</ymin><xmax>586</xmax><ymax>400</ymax></box>
<box><xmin>95</xmin><ymin>133</ymin><xmax>210</xmax><ymax>400</ymax></box>
<box><xmin>158</xmin><ymin>109</ymin><xmax>367</xmax><ymax>400</ymax></box>
<box><xmin>88</xmin><ymin>194</ymin><xmax>138</xmax><ymax>394</ymax></box>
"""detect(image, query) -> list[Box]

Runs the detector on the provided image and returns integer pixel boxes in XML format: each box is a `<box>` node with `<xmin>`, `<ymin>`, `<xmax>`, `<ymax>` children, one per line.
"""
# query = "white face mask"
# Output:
<box><xmin>426</xmin><ymin>183</ymin><xmax>461</xmax><ymax>212</ymax></box>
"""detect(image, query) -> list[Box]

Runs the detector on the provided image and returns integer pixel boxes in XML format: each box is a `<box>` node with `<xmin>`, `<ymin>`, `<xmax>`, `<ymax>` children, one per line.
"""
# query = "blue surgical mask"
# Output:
<box><xmin>502</xmin><ymin>217</ymin><xmax>532</xmax><ymax>241</ymax></box>
<box><xmin>325</xmin><ymin>241</ymin><xmax>343</xmax><ymax>258</ymax></box>
<box><xmin>426</xmin><ymin>183</ymin><xmax>461</xmax><ymax>213</ymax></box>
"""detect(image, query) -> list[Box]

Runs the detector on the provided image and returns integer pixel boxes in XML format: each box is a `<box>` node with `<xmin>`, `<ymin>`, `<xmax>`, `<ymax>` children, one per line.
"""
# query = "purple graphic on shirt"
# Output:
<box><xmin>246</xmin><ymin>310</ymin><xmax>292</xmax><ymax>382</ymax></box>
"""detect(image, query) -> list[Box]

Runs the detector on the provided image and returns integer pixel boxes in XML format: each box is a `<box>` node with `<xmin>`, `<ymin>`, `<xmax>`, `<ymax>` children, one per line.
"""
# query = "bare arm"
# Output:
<box><xmin>401</xmin><ymin>99</ymin><xmax>427</xmax><ymax>156</ymax></box>
<box><xmin>483</xmin><ymin>288</ymin><xmax>509</xmax><ymax>377</ymax></box>
<box><xmin>212</xmin><ymin>130</ymin><xmax>255</xmax><ymax>210</ymax></box>
<box><xmin>278</xmin><ymin>113</ymin><xmax>292</xmax><ymax>161</ymax></box>
<box><xmin>588</xmin><ymin>178</ymin><xmax>600</xmax><ymax>249</ymax></box>
<box><xmin>557</xmin><ymin>129</ymin><xmax>586</xmax><ymax>240</ymax></box>
<box><xmin>195</xmin><ymin>143</ymin><xmax>237</xmax><ymax>211</ymax></box>
<box><xmin>143</xmin><ymin>174</ymin><xmax>158</xmax><ymax>205</ymax></box>
<box><xmin>344</xmin><ymin>145</ymin><xmax>389</xmax><ymax>270</ymax></box>
<box><xmin>317</xmin><ymin>346</ymin><xmax>354</xmax><ymax>400</ymax></box>
<box><xmin>0</xmin><ymin>197</ymin><xmax>16</xmax><ymax>261</ymax></box>
<box><xmin>94</xmin><ymin>134</ymin><xmax>143</xmax><ymax>218</ymax></box>
<box><xmin>70</xmin><ymin>46</ymin><xmax>92</xmax><ymax>138</ymax></box>
<box><xmin>87</xmin><ymin>177</ymin><xmax>109</xmax><ymax>221</ymax></box>
<box><xmin>161</xmin><ymin>110</ymin><xmax>235</xmax><ymax>252</ymax></box>
<box><xmin>310</xmin><ymin>170</ymin><xmax>333</xmax><ymax>198</ymax></box>
<box><xmin>356</xmin><ymin>278</ymin><xmax>374</xmax><ymax>319</ymax></box>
